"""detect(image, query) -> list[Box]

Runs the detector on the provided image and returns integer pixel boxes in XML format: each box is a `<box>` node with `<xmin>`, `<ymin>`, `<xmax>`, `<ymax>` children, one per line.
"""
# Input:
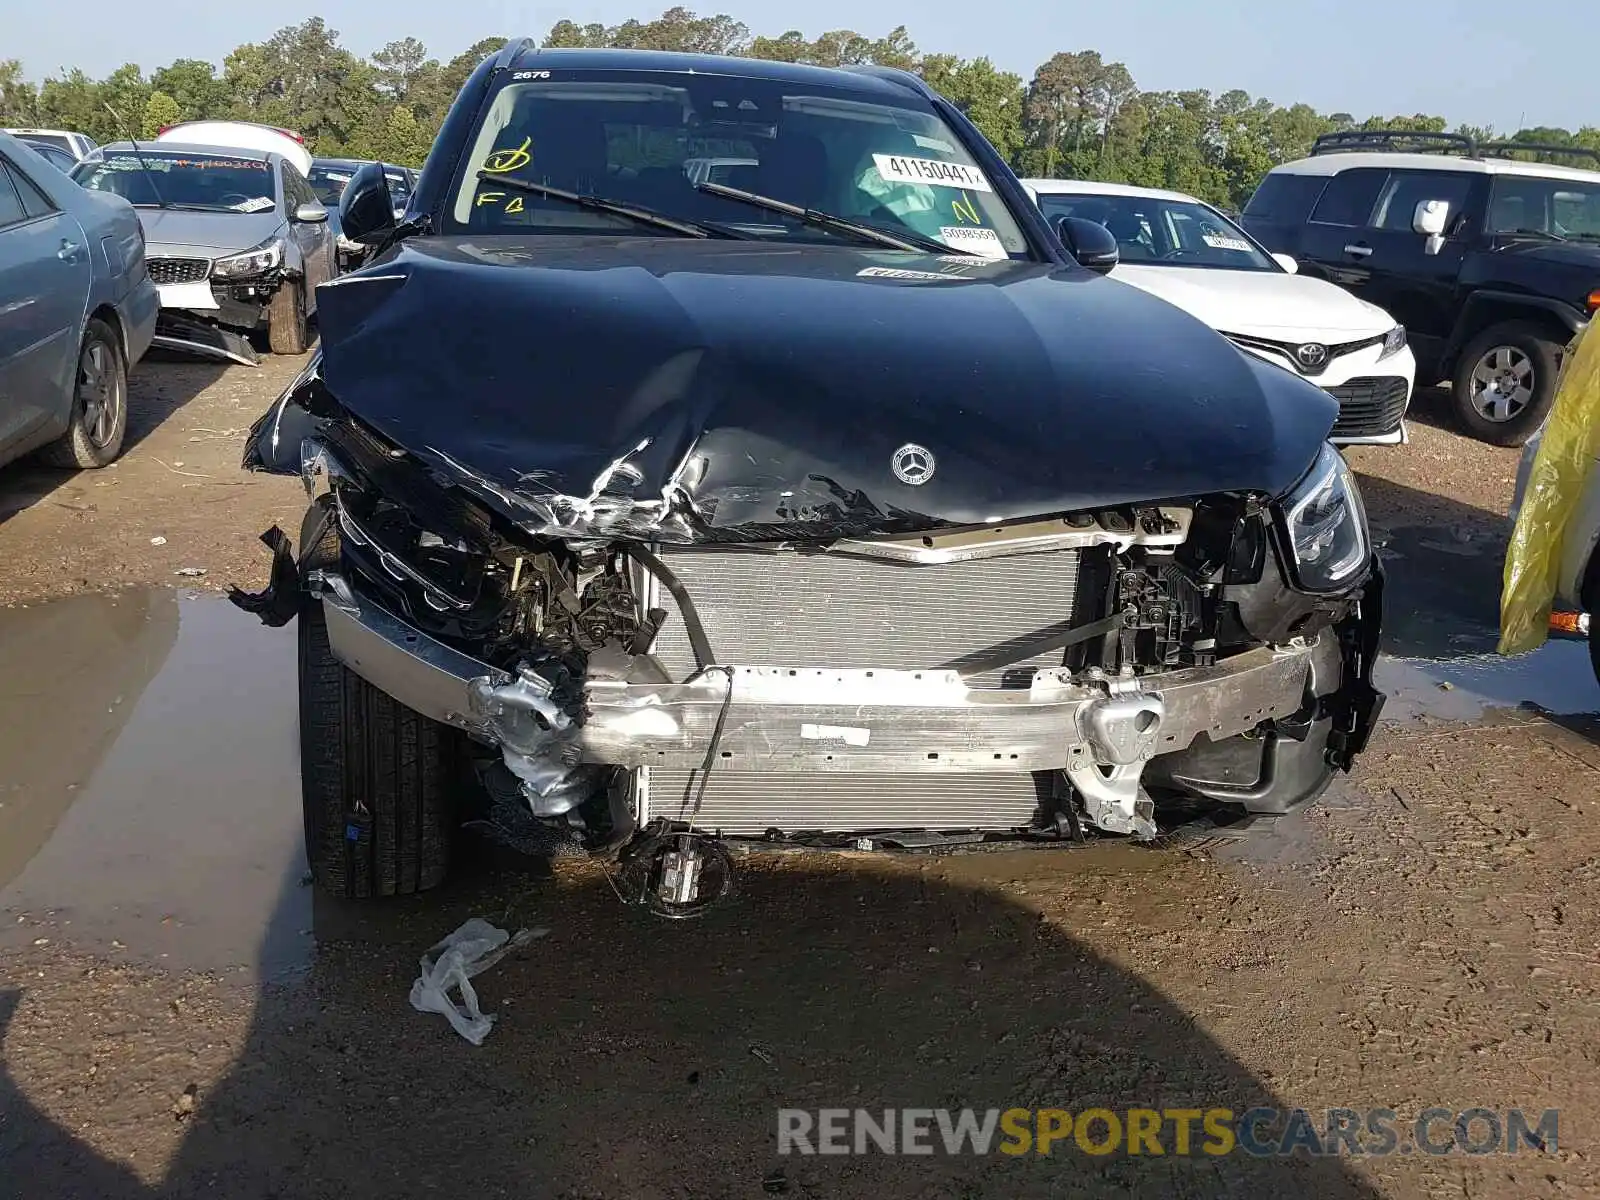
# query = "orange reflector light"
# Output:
<box><xmin>1550</xmin><ymin>611</ymin><xmax>1591</xmax><ymax>635</ymax></box>
<box><xmin>1589</xmin><ymin>288</ymin><xmax>1600</xmax><ymax>313</ymax></box>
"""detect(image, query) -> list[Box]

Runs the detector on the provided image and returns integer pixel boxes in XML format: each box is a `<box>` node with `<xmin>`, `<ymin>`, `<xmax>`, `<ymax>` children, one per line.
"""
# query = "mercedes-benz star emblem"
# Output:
<box><xmin>891</xmin><ymin>443</ymin><xmax>936</xmax><ymax>486</ymax></box>
<box><xmin>1295</xmin><ymin>342</ymin><xmax>1330</xmax><ymax>372</ymax></box>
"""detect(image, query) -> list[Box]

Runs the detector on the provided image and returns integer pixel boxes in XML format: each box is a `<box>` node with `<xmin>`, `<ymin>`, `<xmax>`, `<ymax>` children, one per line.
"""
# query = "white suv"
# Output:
<box><xmin>1026</xmin><ymin>179</ymin><xmax>1417</xmax><ymax>445</ymax></box>
<box><xmin>1</xmin><ymin>128</ymin><xmax>97</xmax><ymax>161</ymax></box>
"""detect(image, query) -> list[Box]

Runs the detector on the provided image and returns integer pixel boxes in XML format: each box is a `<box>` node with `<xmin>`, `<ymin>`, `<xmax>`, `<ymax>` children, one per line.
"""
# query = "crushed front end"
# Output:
<box><xmin>237</xmin><ymin>364</ymin><xmax>1384</xmax><ymax>884</ymax></box>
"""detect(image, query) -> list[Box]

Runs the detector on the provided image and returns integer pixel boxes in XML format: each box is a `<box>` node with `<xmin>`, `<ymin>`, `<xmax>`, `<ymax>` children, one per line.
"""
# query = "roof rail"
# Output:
<box><xmin>1310</xmin><ymin>129</ymin><xmax>1479</xmax><ymax>157</ymax></box>
<box><xmin>1479</xmin><ymin>140</ymin><xmax>1600</xmax><ymax>168</ymax></box>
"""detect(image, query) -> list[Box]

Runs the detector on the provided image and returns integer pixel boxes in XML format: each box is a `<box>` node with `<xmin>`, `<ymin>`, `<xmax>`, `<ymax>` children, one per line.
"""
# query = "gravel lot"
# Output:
<box><xmin>1</xmin><ymin>355</ymin><xmax>1597</xmax><ymax>1199</ymax></box>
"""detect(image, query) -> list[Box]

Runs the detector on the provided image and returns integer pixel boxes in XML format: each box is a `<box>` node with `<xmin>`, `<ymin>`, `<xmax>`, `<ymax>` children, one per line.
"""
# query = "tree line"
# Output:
<box><xmin>2</xmin><ymin>8</ymin><xmax>1596</xmax><ymax>209</ymax></box>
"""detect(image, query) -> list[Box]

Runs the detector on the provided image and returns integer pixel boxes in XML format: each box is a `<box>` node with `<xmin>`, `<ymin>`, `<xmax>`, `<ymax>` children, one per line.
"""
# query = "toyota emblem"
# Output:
<box><xmin>891</xmin><ymin>443</ymin><xmax>936</xmax><ymax>486</ymax></box>
<box><xmin>1295</xmin><ymin>342</ymin><xmax>1330</xmax><ymax>372</ymax></box>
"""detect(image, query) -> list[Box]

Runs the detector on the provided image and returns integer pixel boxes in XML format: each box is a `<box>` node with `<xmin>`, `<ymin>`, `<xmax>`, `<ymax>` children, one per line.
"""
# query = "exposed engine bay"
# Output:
<box><xmin>235</xmin><ymin>396</ymin><xmax>1383</xmax><ymax>917</ymax></box>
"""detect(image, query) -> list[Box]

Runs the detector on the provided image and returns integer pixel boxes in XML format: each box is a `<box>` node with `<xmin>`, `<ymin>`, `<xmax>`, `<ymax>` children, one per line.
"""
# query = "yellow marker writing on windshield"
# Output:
<box><xmin>483</xmin><ymin>137</ymin><xmax>532</xmax><ymax>174</ymax></box>
<box><xmin>476</xmin><ymin>191</ymin><xmax>505</xmax><ymax>207</ymax></box>
<box><xmin>951</xmin><ymin>192</ymin><xmax>981</xmax><ymax>225</ymax></box>
<box><xmin>506</xmin><ymin>196</ymin><xmax>524</xmax><ymax>214</ymax></box>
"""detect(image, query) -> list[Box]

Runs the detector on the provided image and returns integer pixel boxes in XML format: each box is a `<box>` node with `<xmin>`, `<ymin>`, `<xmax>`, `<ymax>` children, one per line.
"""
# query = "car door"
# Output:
<box><xmin>1337</xmin><ymin>169</ymin><xmax>1484</xmax><ymax>353</ymax></box>
<box><xmin>0</xmin><ymin>151</ymin><xmax>92</xmax><ymax>453</ymax></box>
<box><xmin>1294</xmin><ymin>168</ymin><xmax>1390</xmax><ymax>289</ymax></box>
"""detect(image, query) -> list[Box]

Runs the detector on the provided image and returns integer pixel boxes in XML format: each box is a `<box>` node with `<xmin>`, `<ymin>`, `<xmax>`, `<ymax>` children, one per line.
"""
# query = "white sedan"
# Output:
<box><xmin>1024</xmin><ymin>179</ymin><xmax>1417</xmax><ymax>445</ymax></box>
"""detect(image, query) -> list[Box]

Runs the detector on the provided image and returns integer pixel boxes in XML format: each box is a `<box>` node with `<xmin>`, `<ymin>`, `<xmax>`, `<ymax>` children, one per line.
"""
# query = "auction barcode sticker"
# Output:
<box><xmin>938</xmin><ymin>226</ymin><xmax>1008</xmax><ymax>258</ymax></box>
<box><xmin>872</xmin><ymin>154</ymin><xmax>994</xmax><ymax>192</ymax></box>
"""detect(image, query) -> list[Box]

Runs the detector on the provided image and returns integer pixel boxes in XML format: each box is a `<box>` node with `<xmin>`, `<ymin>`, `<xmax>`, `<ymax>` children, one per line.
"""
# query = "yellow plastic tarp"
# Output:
<box><xmin>1498</xmin><ymin>322</ymin><xmax>1600</xmax><ymax>655</ymax></box>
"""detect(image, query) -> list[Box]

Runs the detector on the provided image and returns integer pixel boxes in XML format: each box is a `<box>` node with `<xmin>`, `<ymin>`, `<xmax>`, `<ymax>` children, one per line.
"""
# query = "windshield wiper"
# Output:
<box><xmin>474</xmin><ymin>172</ymin><xmax>735</xmax><ymax>239</ymax></box>
<box><xmin>1501</xmin><ymin>227</ymin><xmax>1566</xmax><ymax>241</ymax></box>
<box><xmin>692</xmin><ymin>180</ymin><xmax>972</xmax><ymax>255</ymax></box>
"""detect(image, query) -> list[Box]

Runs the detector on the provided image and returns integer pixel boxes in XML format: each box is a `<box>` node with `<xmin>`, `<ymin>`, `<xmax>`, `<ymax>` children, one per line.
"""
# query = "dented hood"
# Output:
<box><xmin>302</xmin><ymin>236</ymin><xmax>1337</xmax><ymax>538</ymax></box>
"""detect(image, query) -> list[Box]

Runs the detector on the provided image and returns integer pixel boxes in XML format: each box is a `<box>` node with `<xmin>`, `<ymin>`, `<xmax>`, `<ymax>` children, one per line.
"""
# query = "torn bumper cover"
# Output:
<box><xmin>308</xmin><ymin>569</ymin><xmax>1364</xmax><ymax>837</ymax></box>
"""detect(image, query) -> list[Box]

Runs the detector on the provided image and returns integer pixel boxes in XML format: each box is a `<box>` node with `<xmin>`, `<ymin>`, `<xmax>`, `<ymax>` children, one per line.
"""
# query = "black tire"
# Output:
<box><xmin>1450</xmin><ymin>321</ymin><xmax>1564</xmax><ymax>447</ymax></box>
<box><xmin>268</xmin><ymin>279</ymin><xmax>309</xmax><ymax>355</ymax></box>
<box><xmin>297</xmin><ymin>501</ymin><xmax>461</xmax><ymax>898</ymax></box>
<box><xmin>40</xmin><ymin>318</ymin><xmax>127</xmax><ymax>469</ymax></box>
<box><xmin>1588</xmin><ymin>620</ymin><xmax>1600</xmax><ymax>690</ymax></box>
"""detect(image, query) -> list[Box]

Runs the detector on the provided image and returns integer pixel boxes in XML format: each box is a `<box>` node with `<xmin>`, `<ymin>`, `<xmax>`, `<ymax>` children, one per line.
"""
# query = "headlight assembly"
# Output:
<box><xmin>212</xmin><ymin>237</ymin><xmax>285</xmax><ymax>279</ymax></box>
<box><xmin>1378</xmin><ymin>324</ymin><xmax>1407</xmax><ymax>360</ymax></box>
<box><xmin>1277</xmin><ymin>442</ymin><xmax>1370</xmax><ymax>593</ymax></box>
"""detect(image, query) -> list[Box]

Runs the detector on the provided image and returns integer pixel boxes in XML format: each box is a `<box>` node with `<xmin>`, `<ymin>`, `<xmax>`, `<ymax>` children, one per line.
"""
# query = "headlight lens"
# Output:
<box><xmin>212</xmin><ymin>238</ymin><xmax>284</xmax><ymax>279</ymax></box>
<box><xmin>1378</xmin><ymin>324</ymin><xmax>1407</xmax><ymax>360</ymax></box>
<box><xmin>1279</xmin><ymin>442</ymin><xmax>1370</xmax><ymax>592</ymax></box>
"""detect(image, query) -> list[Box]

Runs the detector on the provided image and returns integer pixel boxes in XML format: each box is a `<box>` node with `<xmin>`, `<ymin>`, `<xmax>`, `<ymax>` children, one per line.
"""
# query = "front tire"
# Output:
<box><xmin>297</xmin><ymin>503</ymin><xmax>461</xmax><ymax>898</ymax></box>
<box><xmin>268</xmin><ymin>279</ymin><xmax>309</xmax><ymax>355</ymax></box>
<box><xmin>1451</xmin><ymin>321</ymin><xmax>1563</xmax><ymax>446</ymax></box>
<box><xmin>40</xmin><ymin>318</ymin><xmax>128</xmax><ymax>469</ymax></box>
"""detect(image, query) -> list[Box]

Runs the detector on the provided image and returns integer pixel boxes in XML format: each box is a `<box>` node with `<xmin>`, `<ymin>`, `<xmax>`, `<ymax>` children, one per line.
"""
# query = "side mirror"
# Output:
<box><xmin>1023</xmin><ymin>183</ymin><xmax>1040</xmax><ymax>207</ymax></box>
<box><xmin>1412</xmin><ymin>200</ymin><xmax>1450</xmax><ymax>257</ymax></box>
<box><xmin>1055</xmin><ymin>215</ymin><xmax>1119</xmax><ymax>275</ymax></box>
<box><xmin>1412</xmin><ymin>199</ymin><xmax>1450</xmax><ymax>237</ymax></box>
<box><xmin>293</xmin><ymin>201</ymin><xmax>329</xmax><ymax>224</ymax></box>
<box><xmin>1271</xmin><ymin>252</ymin><xmax>1299</xmax><ymax>274</ymax></box>
<box><xmin>339</xmin><ymin>161</ymin><xmax>398</xmax><ymax>246</ymax></box>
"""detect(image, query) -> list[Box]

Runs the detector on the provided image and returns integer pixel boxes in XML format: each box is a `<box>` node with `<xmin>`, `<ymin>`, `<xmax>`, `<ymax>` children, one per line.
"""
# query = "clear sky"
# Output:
<box><xmin>11</xmin><ymin>0</ymin><xmax>1585</xmax><ymax>133</ymax></box>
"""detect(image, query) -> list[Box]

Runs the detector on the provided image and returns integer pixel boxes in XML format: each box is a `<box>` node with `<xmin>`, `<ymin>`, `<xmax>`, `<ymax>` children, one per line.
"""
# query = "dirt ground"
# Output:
<box><xmin>1</xmin><ymin>358</ymin><xmax>1597</xmax><ymax>1199</ymax></box>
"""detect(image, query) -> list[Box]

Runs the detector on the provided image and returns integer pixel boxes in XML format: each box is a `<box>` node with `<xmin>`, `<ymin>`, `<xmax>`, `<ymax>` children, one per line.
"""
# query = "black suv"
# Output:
<box><xmin>235</xmin><ymin>44</ymin><xmax>1383</xmax><ymax>910</ymax></box>
<box><xmin>1241</xmin><ymin>130</ymin><xmax>1600</xmax><ymax>445</ymax></box>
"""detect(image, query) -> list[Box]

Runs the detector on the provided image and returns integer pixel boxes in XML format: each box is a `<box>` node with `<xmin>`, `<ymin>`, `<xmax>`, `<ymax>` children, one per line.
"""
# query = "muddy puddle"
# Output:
<box><xmin>0</xmin><ymin>589</ymin><xmax>311</xmax><ymax>979</ymax></box>
<box><xmin>1369</xmin><ymin>521</ymin><xmax>1597</xmax><ymax>721</ymax></box>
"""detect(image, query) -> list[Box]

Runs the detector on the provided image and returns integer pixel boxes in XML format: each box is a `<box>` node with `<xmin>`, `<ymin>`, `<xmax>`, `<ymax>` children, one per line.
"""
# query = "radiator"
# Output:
<box><xmin>647</xmin><ymin>545</ymin><xmax>1085</xmax><ymax>689</ymax></box>
<box><xmin>643</xmin><ymin>768</ymin><xmax>1048</xmax><ymax>835</ymax></box>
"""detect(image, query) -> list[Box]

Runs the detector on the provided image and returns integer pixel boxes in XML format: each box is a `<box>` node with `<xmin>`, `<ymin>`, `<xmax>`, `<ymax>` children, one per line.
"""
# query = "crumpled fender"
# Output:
<box><xmin>1499</xmin><ymin>324</ymin><xmax>1600</xmax><ymax>655</ymax></box>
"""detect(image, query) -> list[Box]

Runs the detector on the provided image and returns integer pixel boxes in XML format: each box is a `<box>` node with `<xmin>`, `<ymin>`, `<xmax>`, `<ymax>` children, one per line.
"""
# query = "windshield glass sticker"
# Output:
<box><xmin>230</xmin><ymin>196</ymin><xmax>275</xmax><ymax>213</ymax></box>
<box><xmin>950</xmin><ymin>192</ymin><xmax>982</xmax><ymax>225</ymax></box>
<box><xmin>912</xmin><ymin>134</ymin><xmax>956</xmax><ymax>154</ymax></box>
<box><xmin>483</xmin><ymin>137</ymin><xmax>533</xmax><ymax>174</ymax></box>
<box><xmin>857</xmin><ymin>266</ymin><xmax>963</xmax><ymax>281</ymax></box>
<box><xmin>1201</xmin><ymin>233</ymin><xmax>1253</xmax><ymax>252</ymax></box>
<box><xmin>872</xmin><ymin>154</ymin><xmax>993</xmax><ymax>193</ymax></box>
<box><xmin>939</xmin><ymin>226</ymin><xmax>1007</xmax><ymax>258</ymax></box>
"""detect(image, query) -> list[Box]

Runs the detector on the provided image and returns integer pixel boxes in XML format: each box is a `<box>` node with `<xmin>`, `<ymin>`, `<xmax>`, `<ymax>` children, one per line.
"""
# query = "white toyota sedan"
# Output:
<box><xmin>1024</xmin><ymin>179</ymin><xmax>1418</xmax><ymax>445</ymax></box>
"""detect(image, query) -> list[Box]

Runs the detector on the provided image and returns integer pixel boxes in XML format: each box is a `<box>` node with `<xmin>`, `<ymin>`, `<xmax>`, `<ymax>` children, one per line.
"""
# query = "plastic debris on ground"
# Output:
<box><xmin>408</xmin><ymin>917</ymin><xmax>545</xmax><ymax>1045</ymax></box>
<box><xmin>1499</xmin><ymin>324</ymin><xmax>1600</xmax><ymax>656</ymax></box>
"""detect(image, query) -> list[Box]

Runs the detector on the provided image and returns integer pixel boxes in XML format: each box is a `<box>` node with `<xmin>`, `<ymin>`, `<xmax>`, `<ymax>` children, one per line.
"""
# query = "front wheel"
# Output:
<box><xmin>297</xmin><ymin>502</ymin><xmax>462</xmax><ymax>898</ymax></box>
<box><xmin>40</xmin><ymin>318</ymin><xmax>128</xmax><ymax>469</ymax></box>
<box><xmin>1450</xmin><ymin>321</ymin><xmax>1564</xmax><ymax>446</ymax></box>
<box><xmin>268</xmin><ymin>279</ymin><xmax>309</xmax><ymax>355</ymax></box>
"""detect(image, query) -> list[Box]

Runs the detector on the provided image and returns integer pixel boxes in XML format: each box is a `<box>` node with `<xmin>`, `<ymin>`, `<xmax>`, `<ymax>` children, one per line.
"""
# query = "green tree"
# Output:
<box><xmin>372</xmin><ymin>37</ymin><xmax>430</xmax><ymax>102</ymax></box>
<box><xmin>921</xmin><ymin>55</ymin><xmax>1025</xmax><ymax>163</ymax></box>
<box><xmin>36</xmin><ymin>70</ymin><xmax>103</xmax><ymax>140</ymax></box>
<box><xmin>141</xmin><ymin>90</ymin><xmax>182</xmax><ymax>138</ymax></box>
<box><xmin>374</xmin><ymin>103</ymin><xmax>429</xmax><ymax>166</ymax></box>
<box><xmin>97</xmin><ymin>64</ymin><xmax>151</xmax><ymax>141</ymax></box>
<box><xmin>151</xmin><ymin>58</ymin><xmax>229</xmax><ymax>120</ymax></box>
<box><xmin>0</xmin><ymin>59</ymin><xmax>39</xmax><ymax>125</ymax></box>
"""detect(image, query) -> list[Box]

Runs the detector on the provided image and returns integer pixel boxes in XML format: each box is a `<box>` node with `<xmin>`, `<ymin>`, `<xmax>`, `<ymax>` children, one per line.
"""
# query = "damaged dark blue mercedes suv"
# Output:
<box><xmin>235</xmin><ymin>44</ymin><xmax>1384</xmax><ymax>914</ymax></box>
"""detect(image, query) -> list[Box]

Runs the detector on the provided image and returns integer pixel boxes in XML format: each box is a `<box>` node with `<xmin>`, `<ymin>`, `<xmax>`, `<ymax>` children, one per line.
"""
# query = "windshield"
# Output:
<box><xmin>447</xmin><ymin>69</ymin><xmax>1028</xmax><ymax>258</ymax></box>
<box><xmin>1487</xmin><ymin>175</ymin><xmax>1600</xmax><ymax>240</ymax></box>
<box><xmin>1035</xmin><ymin>191</ymin><xmax>1278</xmax><ymax>271</ymax></box>
<box><xmin>73</xmin><ymin>151</ymin><xmax>277</xmax><ymax>212</ymax></box>
<box><xmin>309</xmin><ymin>163</ymin><xmax>358</xmax><ymax>206</ymax></box>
